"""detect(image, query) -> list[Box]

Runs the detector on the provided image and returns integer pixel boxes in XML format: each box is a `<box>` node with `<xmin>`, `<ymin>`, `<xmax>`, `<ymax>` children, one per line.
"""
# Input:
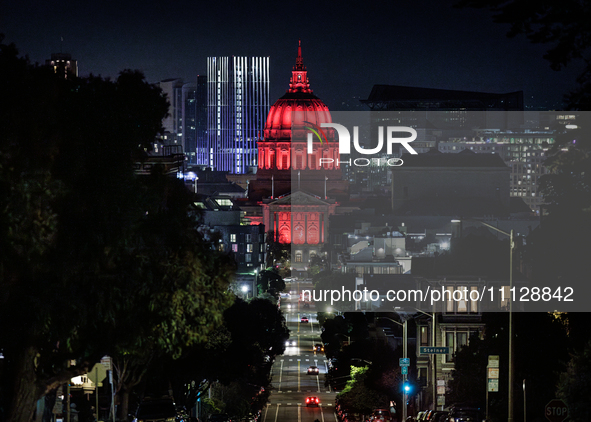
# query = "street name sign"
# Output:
<box><xmin>487</xmin><ymin>367</ymin><xmax>500</xmax><ymax>379</ymax></box>
<box><xmin>399</xmin><ymin>358</ymin><xmax>410</xmax><ymax>366</ymax></box>
<box><xmin>419</xmin><ymin>346</ymin><xmax>449</xmax><ymax>354</ymax></box>
<box><xmin>545</xmin><ymin>399</ymin><xmax>568</xmax><ymax>422</ymax></box>
<box><xmin>488</xmin><ymin>355</ymin><xmax>499</xmax><ymax>368</ymax></box>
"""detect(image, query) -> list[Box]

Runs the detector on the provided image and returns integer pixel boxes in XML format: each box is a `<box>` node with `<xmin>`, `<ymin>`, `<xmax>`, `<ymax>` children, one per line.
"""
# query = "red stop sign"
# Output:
<box><xmin>545</xmin><ymin>399</ymin><xmax>568</xmax><ymax>422</ymax></box>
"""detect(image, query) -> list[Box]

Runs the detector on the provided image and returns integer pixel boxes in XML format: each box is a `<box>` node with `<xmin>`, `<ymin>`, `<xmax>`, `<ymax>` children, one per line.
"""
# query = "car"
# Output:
<box><xmin>300</xmin><ymin>316</ymin><xmax>309</xmax><ymax>323</ymax></box>
<box><xmin>313</xmin><ymin>343</ymin><xmax>324</xmax><ymax>352</ymax></box>
<box><xmin>133</xmin><ymin>397</ymin><xmax>177</xmax><ymax>422</ymax></box>
<box><xmin>447</xmin><ymin>405</ymin><xmax>482</xmax><ymax>422</ymax></box>
<box><xmin>305</xmin><ymin>396</ymin><xmax>319</xmax><ymax>407</ymax></box>
<box><xmin>207</xmin><ymin>414</ymin><xmax>230</xmax><ymax>422</ymax></box>
<box><xmin>369</xmin><ymin>409</ymin><xmax>393</xmax><ymax>421</ymax></box>
<box><xmin>285</xmin><ymin>339</ymin><xmax>296</xmax><ymax>347</ymax></box>
<box><xmin>280</xmin><ymin>292</ymin><xmax>291</xmax><ymax>299</ymax></box>
<box><xmin>429</xmin><ymin>411</ymin><xmax>449</xmax><ymax>422</ymax></box>
<box><xmin>307</xmin><ymin>365</ymin><xmax>319</xmax><ymax>375</ymax></box>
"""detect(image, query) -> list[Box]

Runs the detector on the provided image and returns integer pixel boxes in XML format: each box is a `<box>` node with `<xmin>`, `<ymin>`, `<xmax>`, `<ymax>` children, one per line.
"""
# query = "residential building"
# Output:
<box><xmin>46</xmin><ymin>53</ymin><xmax>78</xmax><ymax>79</ymax></box>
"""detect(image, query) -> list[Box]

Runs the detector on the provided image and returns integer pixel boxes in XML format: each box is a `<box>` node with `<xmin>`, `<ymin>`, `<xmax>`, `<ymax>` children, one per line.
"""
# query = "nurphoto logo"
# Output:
<box><xmin>306</xmin><ymin>123</ymin><xmax>418</xmax><ymax>167</ymax></box>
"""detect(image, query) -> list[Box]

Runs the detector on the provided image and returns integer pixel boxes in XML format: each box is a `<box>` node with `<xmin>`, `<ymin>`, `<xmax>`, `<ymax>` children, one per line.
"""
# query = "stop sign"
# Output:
<box><xmin>545</xmin><ymin>399</ymin><xmax>569</xmax><ymax>422</ymax></box>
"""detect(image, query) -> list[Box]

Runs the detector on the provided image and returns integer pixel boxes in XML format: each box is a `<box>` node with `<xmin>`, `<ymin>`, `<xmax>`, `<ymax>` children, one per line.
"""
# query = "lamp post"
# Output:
<box><xmin>376</xmin><ymin>316</ymin><xmax>408</xmax><ymax>422</ymax></box>
<box><xmin>453</xmin><ymin>219</ymin><xmax>515</xmax><ymax>421</ymax></box>
<box><xmin>413</xmin><ymin>308</ymin><xmax>437</xmax><ymax>411</ymax></box>
<box><xmin>523</xmin><ymin>379</ymin><xmax>526</xmax><ymax>422</ymax></box>
<box><xmin>194</xmin><ymin>176</ymin><xmax>199</xmax><ymax>193</ymax></box>
<box><xmin>335</xmin><ymin>332</ymin><xmax>351</xmax><ymax>345</ymax></box>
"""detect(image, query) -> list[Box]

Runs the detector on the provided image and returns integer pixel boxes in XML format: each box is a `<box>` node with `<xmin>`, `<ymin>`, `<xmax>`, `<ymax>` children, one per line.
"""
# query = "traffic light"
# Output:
<box><xmin>403</xmin><ymin>382</ymin><xmax>412</xmax><ymax>394</ymax></box>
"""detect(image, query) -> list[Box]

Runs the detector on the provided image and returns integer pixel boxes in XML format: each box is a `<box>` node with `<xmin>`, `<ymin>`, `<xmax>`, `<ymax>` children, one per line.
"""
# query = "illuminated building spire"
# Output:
<box><xmin>289</xmin><ymin>40</ymin><xmax>312</xmax><ymax>93</ymax></box>
<box><xmin>295</xmin><ymin>39</ymin><xmax>305</xmax><ymax>71</ymax></box>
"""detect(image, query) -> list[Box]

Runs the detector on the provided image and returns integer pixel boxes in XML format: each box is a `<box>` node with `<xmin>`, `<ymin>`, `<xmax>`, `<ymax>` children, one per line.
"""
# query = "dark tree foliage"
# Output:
<box><xmin>0</xmin><ymin>37</ymin><xmax>235</xmax><ymax>422</ymax></box>
<box><xmin>456</xmin><ymin>0</ymin><xmax>591</xmax><ymax>108</ymax></box>
<box><xmin>557</xmin><ymin>339</ymin><xmax>591</xmax><ymax>422</ymax></box>
<box><xmin>265</xmin><ymin>231</ymin><xmax>289</xmax><ymax>268</ymax></box>
<box><xmin>447</xmin><ymin>313</ymin><xmax>568</xmax><ymax>422</ymax></box>
<box><xmin>157</xmin><ymin>298</ymin><xmax>289</xmax><ymax>416</ymax></box>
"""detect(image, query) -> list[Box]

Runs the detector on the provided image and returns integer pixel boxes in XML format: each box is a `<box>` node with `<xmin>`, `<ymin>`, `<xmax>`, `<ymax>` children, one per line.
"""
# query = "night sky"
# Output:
<box><xmin>4</xmin><ymin>0</ymin><xmax>584</xmax><ymax>110</ymax></box>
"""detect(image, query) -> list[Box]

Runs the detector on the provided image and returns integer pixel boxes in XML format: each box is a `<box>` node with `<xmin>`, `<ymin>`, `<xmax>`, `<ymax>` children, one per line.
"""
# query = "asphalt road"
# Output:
<box><xmin>262</xmin><ymin>280</ymin><xmax>339</xmax><ymax>422</ymax></box>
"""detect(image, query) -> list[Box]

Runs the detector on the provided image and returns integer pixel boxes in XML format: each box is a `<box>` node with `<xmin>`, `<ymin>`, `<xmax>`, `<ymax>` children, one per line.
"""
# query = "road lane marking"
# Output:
<box><xmin>320</xmin><ymin>406</ymin><xmax>325</xmax><ymax>422</ymax></box>
<box><xmin>263</xmin><ymin>404</ymin><xmax>269</xmax><ymax>422</ymax></box>
<box><xmin>297</xmin><ymin>359</ymin><xmax>301</xmax><ymax>392</ymax></box>
<box><xmin>278</xmin><ymin>359</ymin><xmax>284</xmax><ymax>392</ymax></box>
<box><xmin>298</xmin><ymin>403</ymin><xmax>301</xmax><ymax>422</ymax></box>
<box><xmin>316</xmin><ymin>374</ymin><xmax>321</xmax><ymax>392</ymax></box>
<box><xmin>274</xmin><ymin>404</ymin><xmax>279</xmax><ymax>422</ymax></box>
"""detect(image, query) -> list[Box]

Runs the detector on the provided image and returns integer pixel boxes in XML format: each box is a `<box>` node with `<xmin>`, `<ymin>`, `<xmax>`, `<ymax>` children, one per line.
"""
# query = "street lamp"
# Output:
<box><xmin>376</xmin><ymin>316</ymin><xmax>408</xmax><ymax>422</ymax></box>
<box><xmin>334</xmin><ymin>332</ymin><xmax>351</xmax><ymax>345</ymax></box>
<box><xmin>241</xmin><ymin>284</ymin><xmax>248</xmax><ymax>299</ymax></box>
<box><xmin>452</xmin><ymin>219</ymin><xmax>515</xmax><ymax>422</ymax></box>
<box><xmin>412</xmin><ymin>308</ymin><xmax>437</xmax><ymax>411</ymax></box>
<box><xmin>194</xmin><ymin>176</ymin><xmax>199</xmax><ymax>193</ymax></box>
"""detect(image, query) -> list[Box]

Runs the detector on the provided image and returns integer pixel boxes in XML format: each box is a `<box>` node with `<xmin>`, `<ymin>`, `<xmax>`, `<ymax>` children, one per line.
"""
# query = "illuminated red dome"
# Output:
<box><xmin>263</xmin><ymin>40</ymin><xmax>332</xmax><ymax>143</ymax></box>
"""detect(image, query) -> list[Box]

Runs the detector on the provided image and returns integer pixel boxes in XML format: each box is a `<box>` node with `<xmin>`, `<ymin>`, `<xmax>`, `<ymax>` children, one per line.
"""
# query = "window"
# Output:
<box><xmin>230</xmin><ymin>234</ymin><xmax>237</xmax><ymax>243</ymax></box>
<box><xmin>446</xmin><ymin>286</ymin><xmax>454</xmax><ymax>312</ymax></box>
<box><xmin>232</xmin><ymin>244</ymin><xmax>238</xmax><ymax>253</ymax></box>
<box><xmin>245</xmin><ymin>254</ymin><xmax>251</xmax><ymax>262</ymax></box>
<box><xmin>420</xmin><ymin>326</ymin><xmax>429</xmax><ymax>346</ymax></box>
<box><xmin>470</xmin><ymin>286</ymin><xmax>479</xmax><ymax>312</ymax></box>
<box><xmin>245</xmin><ymin>234</ymin><xmax>252</xmax><ymax>242</ymax></box>
<box><xmin>246</xmin><ymin>244</ymin><xmax>253</xmax><ymax>253</ymax></box>
<box><xmin>457</xmin><ymin>285</ymin><xmax>468</xmax><ymax>313</ymax></box>
<box><xmin>295</xmin><ymin>250</ymin><xmax>303</xmax><ymax>263</ymax></box>
<box><xmin>446</xmin><ymin>332</ymin><xmax>455</xmax><ymax>362</ymax></box>
<box><xmin>457</xmin><ymin>332</ymin><xmax>468</xmax><ymax>350</ymax></box>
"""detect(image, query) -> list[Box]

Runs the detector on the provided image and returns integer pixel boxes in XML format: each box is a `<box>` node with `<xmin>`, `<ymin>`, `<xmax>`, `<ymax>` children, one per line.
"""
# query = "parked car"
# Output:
<box><xmin>369</xmin><ymin>408</ymin><xmax>393</xmax><ymax>421</ymax></box>
<box><xmin>208</xmin><ymin>414</ymin><xmax>230</xmax><ymax>422</ymax></box>
<box><xmin>429</xmin><ymin>410</ymin><xmax>449</xmax><ymax>422</ymax></box>
<box><xmin>447</xmin><ymin>403</ymin><xmax>482</xmax><ymax>422</ymax></box>
<box><xmin>133</xmin><ymin>397</ymin><xmax>176</xmax><ymax>422</ymax></box>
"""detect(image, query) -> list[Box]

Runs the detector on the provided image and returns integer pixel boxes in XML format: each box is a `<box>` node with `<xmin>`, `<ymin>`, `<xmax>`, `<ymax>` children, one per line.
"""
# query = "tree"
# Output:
<box><xmin>258</xmin><ymin>269</ymin><xmax>285</xmax><ymax>297</ymax></box>
<box><xmin>456</xmin><ymin>0</ymin><xmax>591</xmax><ymax>108</ymax></box>
<box><xmin>161</xmin><ymin>298</ymin><xmax>289</xmax><ymax>415</ymax></box>
<box><xmin>265</xmin><ymin>231</ymin><xmax>289</xmax><ymax>268</ymax></box>
<box><xmin>557</xmin><ymin>340</ymin><xmax>591</xmax><ymax>422</ymax></box>
<box><xmin>0</xmin><ymin>38</ymin><xmax>235</xmax><ymax>422</ymax></box>
<box><xmin>337</xmin><ymin>365</ymin><xmax>390</xmax><ymax>416</ymax></box>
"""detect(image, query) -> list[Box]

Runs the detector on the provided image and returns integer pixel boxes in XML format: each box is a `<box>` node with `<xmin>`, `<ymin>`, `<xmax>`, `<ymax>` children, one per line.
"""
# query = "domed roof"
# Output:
<box><xmin>263</xmin><ymin>41</ymin><xmax>332</xmax><ymax>143</ymax></box>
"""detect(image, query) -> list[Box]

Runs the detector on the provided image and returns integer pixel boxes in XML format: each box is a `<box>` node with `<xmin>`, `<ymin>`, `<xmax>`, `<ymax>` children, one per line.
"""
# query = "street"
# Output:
<box><xmin>263</xmin><ymin>280</ymin><xmax>339</xmax><ymax>422</ymax></box>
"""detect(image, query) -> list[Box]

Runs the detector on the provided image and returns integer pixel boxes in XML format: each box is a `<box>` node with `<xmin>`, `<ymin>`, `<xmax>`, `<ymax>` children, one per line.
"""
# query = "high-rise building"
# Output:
<box><xmin>46</xmin><ymin>53</ymin><xmax>78</xmax><ymax>79</ymax></box>
<box><xmin>207</xmin><ymin>56</ymin><xmax>270</xmax><ymax>173</ymax></box>
<box><xmin>181</xmin><ymin>82</ymin><xmax>197</xmax><ymax>163</ymax></box>
<box><xmin>159</xmin><ymin>78</ymin><xmax>184</xmax><ymax>147</ymax></box>
<box><xmin>192</xmin><ymin>76</ymin><xmax>208</xmax><ymax>165</ymax></box>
